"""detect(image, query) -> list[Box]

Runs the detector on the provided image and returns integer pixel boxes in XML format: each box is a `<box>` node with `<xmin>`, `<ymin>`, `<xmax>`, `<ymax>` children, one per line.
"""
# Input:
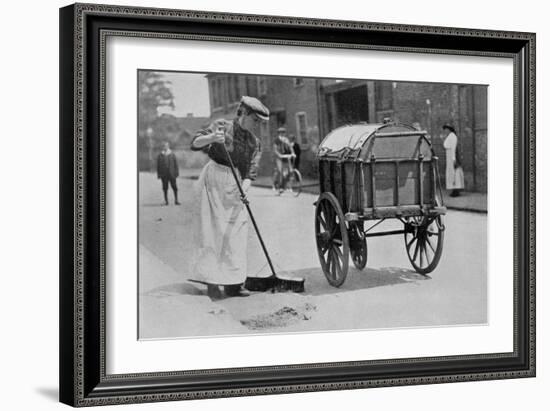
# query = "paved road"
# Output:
<box><xmin>138</xmin><ymin>172</ymin><xmax>487</xmax><ymax>339</ymax></box>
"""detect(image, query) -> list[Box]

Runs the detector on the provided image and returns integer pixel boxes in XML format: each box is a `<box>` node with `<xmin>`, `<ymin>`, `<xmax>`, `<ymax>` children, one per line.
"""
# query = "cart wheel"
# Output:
<box><xmin>315</xmin><ymin>192</ymin><xmax>349</xmax><ymax>287</ymax></box>
<box><xmin>289</xmin><ymin>169</ymin><xmax>302</xmax><ymax>197</ymax></box>
<box><xmin>348</xmin><ymin>221</ymin><xmax>367</xmax><ymax>270</ymax></box>
<box><xmin>404</xmin><ymin>215</ymin><xmax>445</xmax><ymax>274</ymax></box>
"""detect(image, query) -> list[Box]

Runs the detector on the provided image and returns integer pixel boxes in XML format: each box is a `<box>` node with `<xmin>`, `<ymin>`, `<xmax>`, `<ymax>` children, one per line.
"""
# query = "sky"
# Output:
<box><xmin>157</xmin><ymin>72</ymin><xmax>211</xmax><ymax>118</ymax></box>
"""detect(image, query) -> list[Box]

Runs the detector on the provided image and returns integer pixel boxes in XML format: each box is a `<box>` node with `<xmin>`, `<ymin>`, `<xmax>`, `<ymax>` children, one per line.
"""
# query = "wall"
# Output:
<box><xmin>390</xmin><ymin>82</ymin><xmax>488</xmax><ymax>192</ymax></box>
<box><xmin>259</xmin><ymin>76</ymin><xmax>321</xmax><ymax>178</ymax></box>
<box><xmin>0</xmin><ymin>1</ymin><xmax>546</xmax><ymax>411</ymax></box>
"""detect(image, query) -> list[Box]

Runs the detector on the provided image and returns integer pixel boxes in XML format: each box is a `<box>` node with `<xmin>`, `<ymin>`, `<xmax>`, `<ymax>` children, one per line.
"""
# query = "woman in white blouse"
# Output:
<box><xmin>441</xmin><ymin>124</ymin><xmax>465</xmax><ymax>197</ymax></box>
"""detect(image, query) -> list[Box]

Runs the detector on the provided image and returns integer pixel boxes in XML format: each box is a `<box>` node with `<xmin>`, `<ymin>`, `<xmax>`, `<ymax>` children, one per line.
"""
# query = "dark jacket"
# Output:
<box><xmin>191</xmin><ymin>118</ymin><xmax>262</xmax><ymax>180</ymax></box>
<box><xmin>291</xmin><ymin>142</ymin><xmax>301</xmax><ymax>163</ymax></box>
<box><xmin>157</xmin><ymin>151</ymin><xmax>179</xmax><ymax>179</ymax></box>
<box><xmin>273</xmin><ymin>136</ymin><xmax>293</xmax><ymax>158</ymax></box>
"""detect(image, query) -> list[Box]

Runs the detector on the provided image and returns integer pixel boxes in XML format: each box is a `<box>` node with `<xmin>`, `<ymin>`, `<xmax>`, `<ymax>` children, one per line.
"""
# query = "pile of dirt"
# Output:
<box><xmin>240</xmin><ymin>303</ymin><xmax>317</xmax><ymax>330</ymax></box>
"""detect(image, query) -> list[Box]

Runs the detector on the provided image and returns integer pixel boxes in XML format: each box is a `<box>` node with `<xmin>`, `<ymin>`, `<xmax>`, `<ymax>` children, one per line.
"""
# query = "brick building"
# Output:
<box><xmin>375</xmin><ymin>81</ymin><xmax>488</xmax><ymax>192</ymax></box>
<box><xmin>205</xmin><ymin>74</ymin><xmax>487</xmax><ymax>192</ymax></box>
<box><xmin>206</xmin><ymin>73</ymin><xmax>322</xmax><ymax>178</ymax></box>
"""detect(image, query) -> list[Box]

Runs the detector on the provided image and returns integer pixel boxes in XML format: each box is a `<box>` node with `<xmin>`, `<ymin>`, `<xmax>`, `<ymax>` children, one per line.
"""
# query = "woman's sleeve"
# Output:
<box><xmin>190</xmin><ymin>125</ymin><xmax>212</xmax><ymax>152</ymax></box>
<box><xmin>245</xmin><ymin>139</ymin><xmax>262</xmax><ymax>181</ymax></box>
<box><xmin>191</xmin><ymin>120</ymin><xmax>226</xmax><ymax>152</ymax></box>
<box><xmin>191</xmin><ymin>119</ymin><xmax>232</xmax><ymax>152</ymax></box>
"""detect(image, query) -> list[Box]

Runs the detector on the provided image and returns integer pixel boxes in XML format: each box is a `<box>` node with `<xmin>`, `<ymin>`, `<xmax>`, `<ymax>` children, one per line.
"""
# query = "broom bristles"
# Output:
<box><xmin>244</xmin><ymin>275</ymin><xmax>305</xmax><ymax>293</ymax></box>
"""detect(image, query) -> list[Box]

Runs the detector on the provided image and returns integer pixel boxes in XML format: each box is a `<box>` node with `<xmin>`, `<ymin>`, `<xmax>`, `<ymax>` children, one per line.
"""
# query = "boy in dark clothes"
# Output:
<box><xmin>156</xmin><ymin>142</ymin><xmax>180</xmax><ymax>205</ymax></box>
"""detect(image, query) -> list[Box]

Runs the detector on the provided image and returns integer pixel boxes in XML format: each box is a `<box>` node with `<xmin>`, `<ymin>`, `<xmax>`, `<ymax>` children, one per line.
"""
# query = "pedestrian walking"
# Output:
<box><xmin>441</xmin><ymin>124</ymin><xmax>465</xmax><ymax>197</ymax></box>
<box><xmin>189</xmin><ymin>96</ymin><xmax>269</xmax><ymax>299</ymax></box>
<box><xmin>156</xmin><ymin>141</ymin><xmax>180</xmax><ymax>205</ymax></box>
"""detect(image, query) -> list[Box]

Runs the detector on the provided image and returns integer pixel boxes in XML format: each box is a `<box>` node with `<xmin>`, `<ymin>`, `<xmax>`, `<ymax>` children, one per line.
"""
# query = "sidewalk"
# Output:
<box><xmin>179</xmin><ymin>169</ymin><xmax>487</xmax><ymax>213</ymax></box>
<box><xmin>251</xmin><ymin>175</ymin><xmax>487</xmax><ymax>213</ymax></box>
<box><xmin>252</xmin><ymin>174</ymin><xmax>319</xmax><ymax>193</ymax></box>
<box><xmin>441</xmin><ymin>191</ymin><xmax>487</xmax><ymax>213</ymax></box>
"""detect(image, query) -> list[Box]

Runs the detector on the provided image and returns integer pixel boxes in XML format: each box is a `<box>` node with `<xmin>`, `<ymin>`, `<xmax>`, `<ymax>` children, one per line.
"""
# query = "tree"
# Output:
<box><xmin>138</xmin><ymin>71</ymin><xmax>175</xmax><ymax>171</ymax></box>
<box><xmin>138</xmin><ymin>71</ymin><xmax>175</xmax><ymax>136</ymax></box>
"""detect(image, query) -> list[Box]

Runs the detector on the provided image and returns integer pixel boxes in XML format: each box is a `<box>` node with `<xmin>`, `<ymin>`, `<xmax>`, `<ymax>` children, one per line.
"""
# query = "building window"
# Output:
<box><xmin>375</xmin><ymin>81</ymin><xmax>393</xmax><ymax>111</ymax></box>
<box><xmin>294</xmin><ymin>77</ymin><xmax>304</xmax><ymax>87</ymax></box>
<box><xmin>214</xmin><ymin>79</ymin><xmax>219</xmax><ymax>107</ymax></box>
<box><xmin>228</xmin><ymin>76</ymin><xmax>236</xmax><ymax>103</ymax></box>
<box><xmin>257</xmin><ymin>77</ymin><xmax>268</xmax><ymax>96</ymax></box>
<box><xmin>227</xmin><ymin>77</ymin><xmax>233</xmax><ymax>103</ymax></box>
<box><xmin>246</xmin><ymin>77</ymin><xmax>258</xmax><ymax>96</ymax></box>
<box><xmin>220</xmin><ymin>78</ymin><xmax>226</xmax><ymax>106</ymax></box>
<box><xmin>275</xmin><ymin>111</ymin><xmax>286</xmax><ymax>129</ymax></box>
<box><xmin>296</xmin><ymin>112</ymin><xmax>308</xmax><ymax>144</ymax></box>
<box><xmin>259</xmin><ymin>121</ymin><xmax>270</xmax><ymax>144</ymax></box>
<box><xmin>214</xmin><ymin>78</ymin><xmax>224</xmax><ymax>108</ymax></box>
<box><xmin>210</xmin><ymin>79</ymin><xmax>217</xmax><ymax>108</ymax></box>
<box><xmin>233</xmin><ymin>76</ymin><xmax>241</xmax><ymax>102</ymax></box>
<box><xmin>228</xmin><ymin>76</ymin><xmax>241</xmax><ymax>103</ymax></box>
<box><xmin>211</xmin><ymin>78</ymin><xmax>222</xmax><ymax>108</ymax></box>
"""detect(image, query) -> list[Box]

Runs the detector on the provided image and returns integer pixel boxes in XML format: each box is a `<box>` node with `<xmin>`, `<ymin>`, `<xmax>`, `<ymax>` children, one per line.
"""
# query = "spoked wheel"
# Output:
<box><xmin>288</xmin><ymin>169</ymin><xmax>302</xmax><ymax>197</ymax></box>
<box><xmin>315</xmin><ymin>192</ymin><xmax>349</xmax><ymax>287</ymax></box>
<box><xmin>404</xmin><ymin>215</ymin><xmax>445</xmax><ymax>274</ymax></box>
<box><xmin>348</xmin><ymin>221</ymin><xmax>367</xmax><ymax>270</ymax></box>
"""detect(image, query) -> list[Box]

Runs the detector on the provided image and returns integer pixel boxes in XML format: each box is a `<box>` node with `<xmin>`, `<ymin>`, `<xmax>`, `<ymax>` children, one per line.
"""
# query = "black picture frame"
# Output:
<box><xmin>59</xmin><ymin>3</ymin><xmax>535</xmax><ymax>407</ymax></box>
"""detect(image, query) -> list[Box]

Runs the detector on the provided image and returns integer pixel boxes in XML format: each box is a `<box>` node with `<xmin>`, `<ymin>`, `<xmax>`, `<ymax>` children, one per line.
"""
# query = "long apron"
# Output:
<box><xmin>443</xmin><ymin>132</ymin><xmax>465</xmax><ymax>190</ymax></box>
<box><xmin>190</xmin><ymin>160</ymin><xmax>248</xmax><ymax>285</ymax></box>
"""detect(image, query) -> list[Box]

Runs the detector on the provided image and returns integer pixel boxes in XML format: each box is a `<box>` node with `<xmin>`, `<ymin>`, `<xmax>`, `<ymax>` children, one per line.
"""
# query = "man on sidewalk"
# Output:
<box><xmin>157</xmin><ymin>141</ymin><xmax>180</xmax><ymax>205</ymax></box>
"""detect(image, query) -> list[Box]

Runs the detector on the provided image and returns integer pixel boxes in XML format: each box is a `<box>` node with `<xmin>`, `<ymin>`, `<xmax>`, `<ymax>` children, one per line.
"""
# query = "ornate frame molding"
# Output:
<box><xmin>60</xmin><ymin>3</ymin><xmax>535</xmax><ymax>407</ymax></box>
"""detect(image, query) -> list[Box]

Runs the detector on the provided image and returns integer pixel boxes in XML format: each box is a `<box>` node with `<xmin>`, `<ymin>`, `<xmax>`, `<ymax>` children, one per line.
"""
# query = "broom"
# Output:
<box><xmin>221</xmin><ymin>143</ymin><xmax>305</xmax><ymax>293</ymax></box>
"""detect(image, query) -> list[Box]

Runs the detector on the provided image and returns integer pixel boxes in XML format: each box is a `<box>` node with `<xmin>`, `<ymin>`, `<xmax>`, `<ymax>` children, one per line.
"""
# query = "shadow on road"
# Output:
<box><xmin>144</xmin><ymin>282</ymin><xmax>204</xmax><ymax>297</ymax></box>
<box><xmin>141</xmin><ymin>202</ymin><xmax>170</xmax><ymax>207</ymax></box>
<box><xmin>278</xmin><ymin>266</ymin><xmax>430</xmax><ymax>296</ymax></box>
<box><xmin>142</xmin><ymin>266</ymin><xmax>429</xmax><ymax>299</ymax></box>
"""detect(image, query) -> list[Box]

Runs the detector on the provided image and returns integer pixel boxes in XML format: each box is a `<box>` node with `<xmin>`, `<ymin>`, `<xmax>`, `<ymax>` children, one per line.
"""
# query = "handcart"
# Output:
<box><xmin>314</xmin><ymin>122</ymin><xmax>447</xmax><ymax>287</ymax></box>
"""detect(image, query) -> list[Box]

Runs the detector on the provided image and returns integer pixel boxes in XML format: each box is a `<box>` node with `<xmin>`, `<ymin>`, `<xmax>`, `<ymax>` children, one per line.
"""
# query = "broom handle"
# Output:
<box><xmin>221</xmin><ymin>144</ymin><xmax>277</xmax><ymax>278</ymax></box>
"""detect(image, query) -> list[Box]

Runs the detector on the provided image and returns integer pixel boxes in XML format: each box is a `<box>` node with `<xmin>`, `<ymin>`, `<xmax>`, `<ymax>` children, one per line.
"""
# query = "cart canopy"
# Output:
<box><xmin>318</xmin><ymin>123</ymin><xmax>433</xmax><ymax>161</ymax></box>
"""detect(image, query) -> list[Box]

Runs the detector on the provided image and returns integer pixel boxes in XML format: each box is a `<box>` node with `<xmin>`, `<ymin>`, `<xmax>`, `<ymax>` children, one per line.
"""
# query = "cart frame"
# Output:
<box><xmin>314</xmin><ymin>122</ymin><xmax>447</xmax><ymax>286</ymax></box>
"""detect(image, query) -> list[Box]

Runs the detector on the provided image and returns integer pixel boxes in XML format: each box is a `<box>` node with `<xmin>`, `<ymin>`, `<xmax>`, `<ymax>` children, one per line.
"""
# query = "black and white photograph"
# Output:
<box><xmin>137</xmin><ymin>71</ymin><xmax>488</xmax><ymax>339</ymax></box>
<box><xmin>2</xmin><ymin>0</ymin><xmax>546</xmax><ymax>408</ymax></box>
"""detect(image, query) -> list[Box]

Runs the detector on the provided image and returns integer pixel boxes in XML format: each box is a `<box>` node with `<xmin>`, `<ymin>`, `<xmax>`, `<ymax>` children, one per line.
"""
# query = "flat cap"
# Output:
<box><xmin>277</xmin><ymin>127</ymin><xmax>286</xmax><ymax>133</ymax></box>
<box><xmin>240</xmin><ymin>96</ymin><xmax>269</xmax><ymax>121</ymax></box>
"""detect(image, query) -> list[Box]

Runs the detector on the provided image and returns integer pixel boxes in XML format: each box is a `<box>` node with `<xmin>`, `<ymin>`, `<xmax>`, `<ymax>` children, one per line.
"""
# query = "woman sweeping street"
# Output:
<box><xmin>189</xmin><ymin>96</ymin><xmax>269</xmax><ymax>299</ymax></box>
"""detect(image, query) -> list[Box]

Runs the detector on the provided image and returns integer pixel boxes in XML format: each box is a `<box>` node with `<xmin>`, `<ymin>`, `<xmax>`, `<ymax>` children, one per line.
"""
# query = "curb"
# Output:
<box><xmin>444</xmin><ymin>206</ymin><xmax>487</xmax><ymax>214</ymax></box>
